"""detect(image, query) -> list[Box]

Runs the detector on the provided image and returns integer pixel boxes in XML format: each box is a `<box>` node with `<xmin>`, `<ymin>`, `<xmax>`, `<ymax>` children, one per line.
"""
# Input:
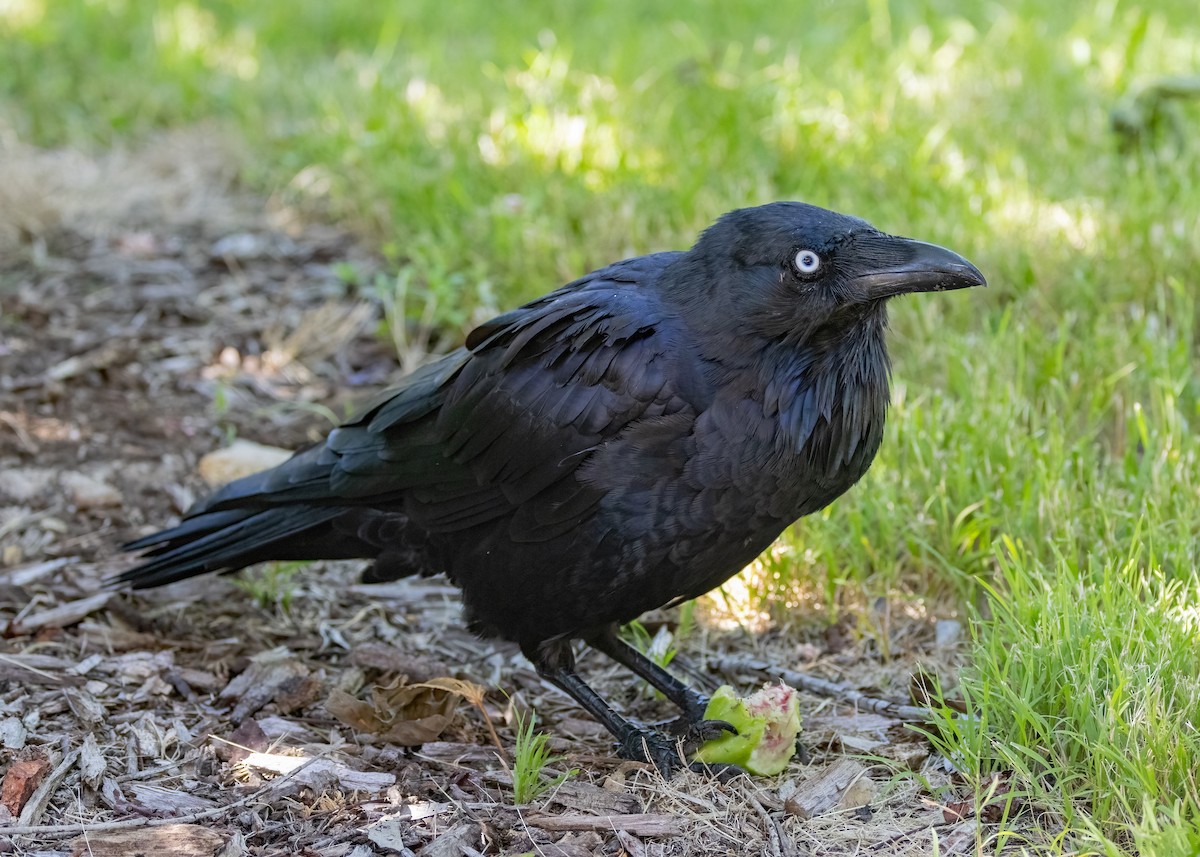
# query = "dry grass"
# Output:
<box><xmin>0</xmin><ymin>126</ymin><xmax>253</xmax><ymax>256</ymax></box>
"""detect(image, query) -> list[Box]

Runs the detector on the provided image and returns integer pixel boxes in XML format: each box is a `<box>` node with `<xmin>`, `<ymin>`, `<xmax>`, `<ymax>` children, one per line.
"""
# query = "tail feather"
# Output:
<box><xmin>113</xmin><ymin>506</ymin><xmax>347</xmax><ymax>589</ymax></box>
<box><xmin>122</xmin><ymin>508</ymin><xmax>258</xmax><ymax>555</ymax></box>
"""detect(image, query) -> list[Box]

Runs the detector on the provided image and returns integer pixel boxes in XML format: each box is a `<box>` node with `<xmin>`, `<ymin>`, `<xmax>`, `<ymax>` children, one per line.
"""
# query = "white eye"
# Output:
<box><xmin>793</xmin><ymin>249</ymin><xmax>821</xmax><ymax>275</ymax></box>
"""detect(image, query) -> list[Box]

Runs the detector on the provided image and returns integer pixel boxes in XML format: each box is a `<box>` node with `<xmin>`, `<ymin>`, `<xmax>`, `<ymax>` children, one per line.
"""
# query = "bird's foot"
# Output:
<box><xmin>681</xmin><ymin>717</ymin><xmax>738</xmax><ymax>750</ymax></box>
<box><xmin>616</xmin><ymin>727</ymin><xmax>687</xmax><ymax>775</ymax></box>
<box><xmin>616</xmin><ymin>726</ymin><xmax>743</xmax><ymax>781</ymax></box>
<box><xmin>665</xmin><ymin>711</ymin><xmax>737</xmax><ymax>742</ymax></box>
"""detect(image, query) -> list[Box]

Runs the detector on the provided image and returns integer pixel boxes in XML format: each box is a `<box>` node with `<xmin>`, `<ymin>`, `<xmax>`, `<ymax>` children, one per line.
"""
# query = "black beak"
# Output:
<box><xmin>850</xmin><ymin>235</ymin><xmax>987</xmax><ymax>298</ymax></box>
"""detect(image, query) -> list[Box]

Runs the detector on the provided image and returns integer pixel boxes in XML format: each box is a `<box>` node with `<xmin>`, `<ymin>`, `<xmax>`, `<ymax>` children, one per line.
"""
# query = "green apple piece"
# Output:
<box><xmin>693</xmin><ymin>683</ymin><xmax>801</xmax><ymax>775</ymax></box>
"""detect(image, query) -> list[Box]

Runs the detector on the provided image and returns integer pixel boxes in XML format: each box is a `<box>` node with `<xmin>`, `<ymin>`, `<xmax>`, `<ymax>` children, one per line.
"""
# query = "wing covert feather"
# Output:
<box><xmin>199</xmin><ymin>256</ymin><xmax>705</xmax><ymax>544</ymax></box>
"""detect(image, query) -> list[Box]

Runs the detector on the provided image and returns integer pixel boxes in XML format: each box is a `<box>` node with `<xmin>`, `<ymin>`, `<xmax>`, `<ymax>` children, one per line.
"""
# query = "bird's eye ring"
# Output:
<box><xmin>793</xmin><ymin>249</ymin><xmax>821</xmax><ymax>275</ymax></box>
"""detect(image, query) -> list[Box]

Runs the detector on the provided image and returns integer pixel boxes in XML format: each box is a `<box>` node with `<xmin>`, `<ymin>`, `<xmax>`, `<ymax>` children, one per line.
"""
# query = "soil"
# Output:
<box><xmin>0</xmin><ymin>135</ymin><xmax>986</xmax><ymax>856</ymax></box>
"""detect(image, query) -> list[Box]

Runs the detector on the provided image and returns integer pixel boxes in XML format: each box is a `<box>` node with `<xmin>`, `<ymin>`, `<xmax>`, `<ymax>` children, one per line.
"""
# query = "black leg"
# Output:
<box><xmin>586</xmin><ymin>625</ymin><xmax>737</xmax><ymax>747</ymax></box>
<box><xmin>586</xmin><ymin>625</ymin><xmax>710</xmax><ymax>722</ymax></box>
<box><xmin>526</xmin><ymin>639</ymin><xmax>709</xmax><ymax>777</ymax></box>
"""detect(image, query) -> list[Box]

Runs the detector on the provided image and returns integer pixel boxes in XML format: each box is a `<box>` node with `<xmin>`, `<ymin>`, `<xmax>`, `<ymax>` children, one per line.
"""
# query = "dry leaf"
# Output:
<box><xmin>220</xmin><ymin>650</ymin><xmax>312</xmax><ymax>723</ymax></box>
<box><xmin>943</xmin><ymin>799</ymin><xmax>972</xmax><ymax>823</ymax></box>
<box><xmin>216</xmin><ymin>718</ymin><xmax>270</xmax><ymax>763</ymax></box>
<box><xmin>325</xmin><ymin>675</ymin><xmax>486</xmax><ymax>746</ymax></box>
<box><xmin>421</xmin><ymin>676</ymin><xmax>488</xmax><ymax>706</ymax></box>
<box><xmin>421</xmin><ymin>676</ymin><xmax>501</xmax><ymax>750</ymax></box>
<box><xmin>942</xmin><ymin>772</ymin><xmax>1018</xmax><ymax>823</ymax></box>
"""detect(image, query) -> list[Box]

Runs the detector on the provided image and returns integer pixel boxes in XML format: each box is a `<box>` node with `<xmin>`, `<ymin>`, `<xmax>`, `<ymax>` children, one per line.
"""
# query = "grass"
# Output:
<box><xmin>510</xmin><ymin>709</ymin><xmax>572</xmax><ymax>805</ymax></box>
<box><xmin>4</xmin><ymin>0</ymin><xmax>1200</xmax><ymax>852</ymax></box>
<box><xmin>923</xmin><ymin>540</ymin><xmax>1200</xmax><ymax>854</ymax></box>
<box><xmin>621</xmin><ymin>620</ymin><xmax>680</xmax><ymax>670</ymax></box>
<box><xmin>231</xmin><ymin>561</ymin><xmax>307</xmax><ymax>612</ymax></box>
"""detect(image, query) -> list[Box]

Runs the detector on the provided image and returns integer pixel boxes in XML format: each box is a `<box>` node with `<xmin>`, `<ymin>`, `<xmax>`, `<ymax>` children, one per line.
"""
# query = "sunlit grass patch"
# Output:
<box><xmin>924</xmin><ymin>540</ymin><xmax>1200</xmax><ymax>854</ymax></box>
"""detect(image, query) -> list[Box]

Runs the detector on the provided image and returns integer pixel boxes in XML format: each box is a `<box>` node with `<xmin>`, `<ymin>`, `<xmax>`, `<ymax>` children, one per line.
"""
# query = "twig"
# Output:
<box><xmin>0</xmin><ymin>410</ymin><xmax>38</xmax><ymax>453</ymax></box>
<box><xmin>5</xmin><ymin>757</ymin><xmax>320</xmax><ymax>839</ymax></box>
<box><xmin>0</xmin><ymin>653</ymin><xmax>62</xmax><ymax>682</ymax></box>
<box><xmin>472</xmin><ymin>699</ymin><xmax>504</xmax><ymax>755</ymax></box>
<box><xmin>524</xmin><ymin>812</ymin><xmax>687</xmax><ymax>837</ymax></box>
<box><xmin>615</xmin><ymin>828</ymin><xmax>647</xmax><ymax>857</ymax></box>
<box><xmin>10</xmin><ymin>592</ymin><xmax>113</xmax><ymax>635</ymax></box>
<box><xmin>743</xmin><ymin>786</ymin><xmax>785</xmax><ymax>857</ymax></box>
<box><xmin>0</xmin><ymin>556</ymin><xmax>77</xmax><ymax>586</ymax></box>
<box><xmin>711</xmin><ymin>656</ymin><xmax>935</xmax><ymax>721</ymax></box>
<box><xmin>115</xmin><ymin>759</ymin><xmax>187</xmax><ymax>783</ymax></box>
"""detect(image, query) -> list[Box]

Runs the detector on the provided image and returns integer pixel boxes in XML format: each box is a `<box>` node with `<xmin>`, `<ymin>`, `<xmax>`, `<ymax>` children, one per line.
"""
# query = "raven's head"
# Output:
<box><xmin>670</xmin><ymin>201</ymin><xmax>985</xmax><ymax>345</ymax></box>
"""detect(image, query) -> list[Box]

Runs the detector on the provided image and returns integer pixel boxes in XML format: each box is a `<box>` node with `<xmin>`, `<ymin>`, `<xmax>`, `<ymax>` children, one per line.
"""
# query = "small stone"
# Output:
<box><xmin>836</xmin><ymin>769</ymin><xmax>878</xmax><ymax>810</ymax></box>
<box><xmin>61</xmin><ymin>473</ymin><xmax>122</xmax><ymax>509</ymax></box>
<box><xmin>197</xmin><ymin>439</ymin><xmax>292</xmax><ymax>486</ymax></box>
<box><xmin>0</xmin><ymin>468</ymin><xmax>56</xmax><ymax>502</ymax></box>
<box><xmin>935</xmin><ymin>619</ymin><xmax>963</xmax><ymax>648</ymax></box>
<box><xmin>0</xmin><ymin>718</ymin><xmax>26</xmax><ymax>750</ymax></box>
<box><xmin>211</xmin><ymin>232</ymin><xmax>267</xmax><ymax>260</ymax></box>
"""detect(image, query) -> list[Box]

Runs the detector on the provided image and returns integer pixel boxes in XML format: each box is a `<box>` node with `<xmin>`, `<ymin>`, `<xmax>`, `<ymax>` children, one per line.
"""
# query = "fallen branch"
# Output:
<box><xmin>0</xmin><ymin>557</ymin><xmax>77</xmax><ymax>586</ymax></box>
<box><xmin>711</xmin><ymin>657</ymin><xmax>934</xmax><ymax>721</ymax></box>
<box><xmin>524</xmin><ymin>812</ymin><xmax>687</xmax><ymax>838</ymax></box>
<box><xmin>742</xmin><ymin>785</ymin><xmax>786</xmax><ymax>857</ymax></box>
<box><xmin>9</xmin><ymin>592</ymin><xmax>113</xmax><ymax>635</ymax></box>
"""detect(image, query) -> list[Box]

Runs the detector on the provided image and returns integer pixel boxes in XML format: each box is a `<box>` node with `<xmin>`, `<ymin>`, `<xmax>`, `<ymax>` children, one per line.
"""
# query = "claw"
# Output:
<box><xmin>616</xmin><ymin>725</ymin><xmax>748</xmax><ymax>780</ymax></box>
<box><xmin>616</xmin><ymin>728</ymin><xmax>689</xmax><ymax>776</ymax></box>
<box><xmin>665</xmin><ymin>710</ymin><xmax>737</xmax><ymax>739</ymax></box>
<box><xmin>681</xmin><ymin>718</ymin><xmax>738</xmax><ymax>750</ymax></box>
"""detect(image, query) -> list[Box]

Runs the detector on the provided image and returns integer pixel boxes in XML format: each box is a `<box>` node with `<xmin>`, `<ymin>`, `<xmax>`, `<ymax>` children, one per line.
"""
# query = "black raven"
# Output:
<box><xmin>117</xmin><ymin>202</ymin><xmax>985</xmax><ymax>774</ymax></box>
